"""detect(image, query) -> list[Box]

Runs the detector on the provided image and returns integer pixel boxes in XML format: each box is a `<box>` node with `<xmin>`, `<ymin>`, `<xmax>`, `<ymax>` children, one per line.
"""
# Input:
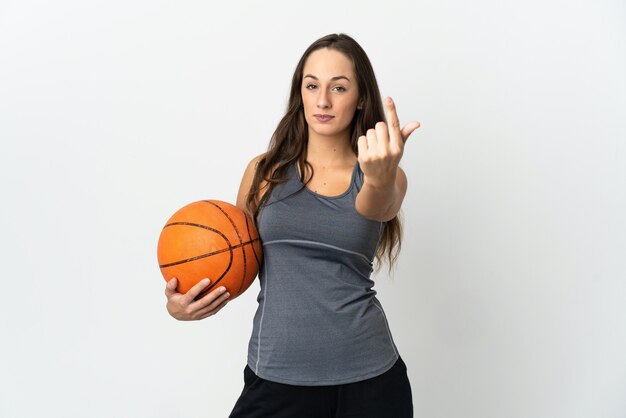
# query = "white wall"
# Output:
<box><xmin>1</xmin><ymin>1</ymin><xmax>624</xmax><ymax>417</ymax></box>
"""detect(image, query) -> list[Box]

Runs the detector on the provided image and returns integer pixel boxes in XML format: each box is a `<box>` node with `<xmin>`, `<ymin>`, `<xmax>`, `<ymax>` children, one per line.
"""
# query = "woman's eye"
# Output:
<box><xmin>306</xmin><ymin>84</ymin><xmax>317</xmax><ymax>90</ymax></box>
<box><xmin>333</xmin><ymin>86</ymin><xmax>346</xmax><ymax>93</ymax></box>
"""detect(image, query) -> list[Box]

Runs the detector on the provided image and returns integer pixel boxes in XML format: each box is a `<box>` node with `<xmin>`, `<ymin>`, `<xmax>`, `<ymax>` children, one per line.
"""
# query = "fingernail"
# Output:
<box><xmin>224</xmin><ymin>292</ymin><xmax>230</xmax><ymax>298</ymax></box>
<box><xmin>203</xmin><ymin>278</ymin><xmax>211</xmax><ymax>285</ymax></box>
<box><xmin>220</xmin><ymin>286</ymin><xmax>227</xmax><ymax>293</ymax></box>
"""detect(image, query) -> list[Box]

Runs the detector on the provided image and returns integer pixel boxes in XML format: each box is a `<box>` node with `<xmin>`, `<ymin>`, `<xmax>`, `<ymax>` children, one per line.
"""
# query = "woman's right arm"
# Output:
<box><xmin>164</xmin><ymin>154</ymin><xmax>265</xmax><ymax>321</ymax></box>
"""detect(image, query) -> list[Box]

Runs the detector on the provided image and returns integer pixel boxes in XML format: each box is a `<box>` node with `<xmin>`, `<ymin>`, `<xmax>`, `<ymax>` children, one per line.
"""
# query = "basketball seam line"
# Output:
<box><xmin>245</xmin><ymin>214</ymin><xmax>262</xmax><ymax>267</ymax></box>
<box><xmin>203</xmin><ymin>201</ymin><xmax>247</xmax><ymax>294</ymax></box>
<box><xmin>158</xmin><ymin>238</ymin><xmax>260</xmax><ymax>268</ymax></box>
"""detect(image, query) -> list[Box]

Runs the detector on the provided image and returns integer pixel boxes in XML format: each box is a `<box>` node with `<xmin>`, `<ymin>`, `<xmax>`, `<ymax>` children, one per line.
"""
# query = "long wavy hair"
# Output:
<box><xmin>246</xmin><ymin>33</ymin><xmax>402</xmax><ymax>269</ymax></box>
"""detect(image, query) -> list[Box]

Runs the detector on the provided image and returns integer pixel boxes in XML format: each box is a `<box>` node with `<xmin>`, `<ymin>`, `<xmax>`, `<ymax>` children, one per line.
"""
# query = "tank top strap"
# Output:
<box><xmin>352</xmin><ymin>161</ymin><xmax>364</xmax><ymax>192</ymax></box>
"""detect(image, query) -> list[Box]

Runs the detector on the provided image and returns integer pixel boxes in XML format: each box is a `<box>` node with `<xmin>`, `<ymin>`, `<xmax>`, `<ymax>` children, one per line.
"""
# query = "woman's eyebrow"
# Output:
<box><xmin>303</xmin><ymin>74</ymin><xmax>352</xmax><ymax>83</ymax></box>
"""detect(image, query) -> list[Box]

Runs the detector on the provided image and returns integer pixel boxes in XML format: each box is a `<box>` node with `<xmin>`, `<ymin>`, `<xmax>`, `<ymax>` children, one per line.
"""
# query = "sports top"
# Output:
<box><xmin>246</xmin><ymin>160</ymin><xmax>400</xmax><ymax>386</ymax></box>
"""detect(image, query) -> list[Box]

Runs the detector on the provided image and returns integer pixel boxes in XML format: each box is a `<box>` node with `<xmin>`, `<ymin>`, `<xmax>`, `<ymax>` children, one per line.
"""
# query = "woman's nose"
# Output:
<box><xmin>316</xmin><ymin>89</ymin><xmax>330</xmax><ymax>109</ymax></box>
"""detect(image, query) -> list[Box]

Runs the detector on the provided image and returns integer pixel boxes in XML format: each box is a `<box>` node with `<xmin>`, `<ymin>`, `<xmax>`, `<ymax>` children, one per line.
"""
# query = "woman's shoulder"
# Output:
<box><xmin>246</xmin><ymin>153</ymin><xmax>266</xmax><ymax>171</ymax></box>
<box><xmin>237</xmin><ymin>153</ymin><xmax>287</xmax><ymax>213</ymax></box>
<box><xmin>237</xmin><ymin>153</ymin><xmax>265</xmax><ymax>212</ymax></box>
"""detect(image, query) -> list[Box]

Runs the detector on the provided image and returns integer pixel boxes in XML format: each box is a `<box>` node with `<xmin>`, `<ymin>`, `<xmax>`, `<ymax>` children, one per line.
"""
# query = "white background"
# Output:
<box><xmin>1</xmin><ymin>1</ymin><xmax>625</xmax><ymax>417</ymax></box>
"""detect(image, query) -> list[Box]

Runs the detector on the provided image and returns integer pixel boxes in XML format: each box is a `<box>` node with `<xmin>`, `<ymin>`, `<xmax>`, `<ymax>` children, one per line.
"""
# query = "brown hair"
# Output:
<box><xmin>246</xmin><ymin>33</ymin><xmax>402</xmax><ymax>269</ymax></box>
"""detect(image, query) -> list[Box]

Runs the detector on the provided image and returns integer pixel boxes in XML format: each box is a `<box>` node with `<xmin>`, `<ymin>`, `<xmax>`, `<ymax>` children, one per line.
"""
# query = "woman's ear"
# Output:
<box><xmin>357</xmin><ymin>100</ymin><xmax>364</xmax><ymax>110</ymax></box>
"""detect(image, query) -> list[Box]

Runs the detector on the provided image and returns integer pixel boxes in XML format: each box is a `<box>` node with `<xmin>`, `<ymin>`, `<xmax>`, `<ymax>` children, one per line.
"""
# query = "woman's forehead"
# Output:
<box><xmin>303</xmin><ymin>48</ymin><xmax>355</xmax><ymax>79</ymax></box>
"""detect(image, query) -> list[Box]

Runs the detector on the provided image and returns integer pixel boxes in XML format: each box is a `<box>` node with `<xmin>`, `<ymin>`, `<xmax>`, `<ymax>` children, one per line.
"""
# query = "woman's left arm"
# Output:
<box><xmin>355</xmin><ymin>97</ymin><xmax>420</xmax><ymax>222</ymax></box>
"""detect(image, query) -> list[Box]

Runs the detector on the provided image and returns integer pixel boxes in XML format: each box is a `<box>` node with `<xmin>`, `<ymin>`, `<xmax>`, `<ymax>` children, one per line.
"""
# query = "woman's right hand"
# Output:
<box><xmin>164</xmin><ymin>278</ymin><xmax>230</xmax><ymax>321</ymax></box>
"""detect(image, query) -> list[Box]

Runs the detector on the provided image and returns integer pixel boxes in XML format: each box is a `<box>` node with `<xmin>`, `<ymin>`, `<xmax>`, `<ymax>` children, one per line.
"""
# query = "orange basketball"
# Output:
<box><xmin>157</xmin><ymin>200</ymin><xmax>262</xmax><ymax>300</ymax></box>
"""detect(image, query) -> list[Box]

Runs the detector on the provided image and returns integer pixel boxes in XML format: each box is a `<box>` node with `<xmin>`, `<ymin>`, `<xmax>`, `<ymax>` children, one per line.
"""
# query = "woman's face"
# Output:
<box><xmin>301</xmin><ymin>48</ymin><xmax>361</xmax><ymax>141</ymax></box>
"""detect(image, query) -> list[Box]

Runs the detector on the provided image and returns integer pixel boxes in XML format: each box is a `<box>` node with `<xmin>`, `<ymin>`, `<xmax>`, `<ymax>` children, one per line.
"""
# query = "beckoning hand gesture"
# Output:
<box><xmin>357</xmin><ymin>96</ymin><xmax>420</xmax><ymax>187</ymax></box>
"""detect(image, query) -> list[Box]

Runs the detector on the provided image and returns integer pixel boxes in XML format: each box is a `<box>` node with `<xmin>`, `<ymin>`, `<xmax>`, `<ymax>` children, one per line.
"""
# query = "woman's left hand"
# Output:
<box><xmin>357</xmin><ymin>96</ymin><xmax>420</xmax><ymax>187</ymax></box>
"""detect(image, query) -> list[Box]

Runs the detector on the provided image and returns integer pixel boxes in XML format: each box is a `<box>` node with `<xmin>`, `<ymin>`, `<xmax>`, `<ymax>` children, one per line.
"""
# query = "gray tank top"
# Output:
<box><xmin>247</xmin><ymin>160</ymin><xmax>399</xmax><ymax>386</ymax></box>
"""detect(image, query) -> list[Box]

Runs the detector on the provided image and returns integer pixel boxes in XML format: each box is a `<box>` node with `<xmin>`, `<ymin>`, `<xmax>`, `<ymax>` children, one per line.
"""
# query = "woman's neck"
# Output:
<box><xmin>306</xmin><ymin>132</ymin><xmax>356</xmax><ymax>167</ymax></box>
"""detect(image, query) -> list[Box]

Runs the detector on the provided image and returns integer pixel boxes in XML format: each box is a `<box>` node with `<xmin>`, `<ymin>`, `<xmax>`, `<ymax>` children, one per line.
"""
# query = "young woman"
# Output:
<box><xmin>164</xmin><ymin>33</ymin><xmax>420</xmax><ymax>417</ymax></box>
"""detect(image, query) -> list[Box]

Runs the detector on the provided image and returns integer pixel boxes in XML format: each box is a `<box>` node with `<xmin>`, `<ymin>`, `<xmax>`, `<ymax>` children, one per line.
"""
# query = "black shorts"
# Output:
<box><xmin>229</xmin><ymin>356</ymin><xmax>413</xmax><ymax>418</ymax></box>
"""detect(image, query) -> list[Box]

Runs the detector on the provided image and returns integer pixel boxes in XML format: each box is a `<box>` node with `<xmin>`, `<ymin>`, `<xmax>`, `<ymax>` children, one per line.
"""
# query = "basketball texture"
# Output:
<box><xmin>157</xmin><ymin>200</ymin><xmax>262</xmax><ymax>300</ymax></box>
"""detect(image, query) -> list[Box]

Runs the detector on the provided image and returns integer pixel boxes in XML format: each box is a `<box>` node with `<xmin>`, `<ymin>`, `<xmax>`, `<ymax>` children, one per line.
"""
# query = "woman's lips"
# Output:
<box><xmin>314</xmin><ymin>114</ymin><xmax>334</xmax><ymax>122</ymax></box>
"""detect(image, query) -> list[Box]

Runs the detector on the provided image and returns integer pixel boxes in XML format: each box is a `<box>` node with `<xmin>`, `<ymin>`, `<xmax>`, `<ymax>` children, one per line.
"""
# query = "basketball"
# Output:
<box><xmin>157</xmin><ymin>200</ymin><xmax>262</xmax><ymax>300</ymax></box>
